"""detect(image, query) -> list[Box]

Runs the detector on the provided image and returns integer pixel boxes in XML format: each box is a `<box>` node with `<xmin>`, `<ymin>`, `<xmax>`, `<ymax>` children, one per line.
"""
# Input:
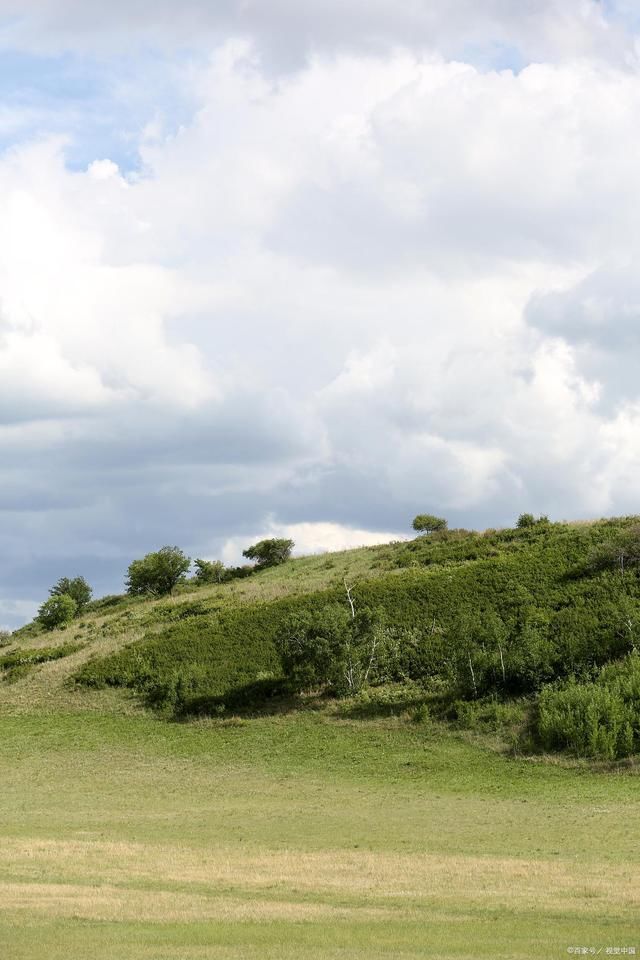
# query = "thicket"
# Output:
<box><xmin>536</xmin><ymin>654</ymin><xmax>640</xmax><ymax>760</ymax></box>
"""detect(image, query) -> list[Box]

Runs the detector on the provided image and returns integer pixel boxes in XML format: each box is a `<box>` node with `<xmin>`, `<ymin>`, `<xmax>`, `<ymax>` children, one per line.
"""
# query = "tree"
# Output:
<box><xmin>125</xmin><ymin>546</ymin><xmax>191</xmax><ymax>597</ymax></box>
<box><xmin>516</xmin><ymin>513</ymin><xmax>549</xmax><ymax>529</ymax></box>
<box><xmin>49</xmin><ymin>576</ymin><xmax>92</xmax><ymax>614</ymax></box>
<box><xmin>412</xmin><ymin>514</ymin><xmax>447</xmax><ymax>535</ymax></box>
<box><xmin>193</xmin><ymin>558</ymin><xmax>226</xmax><ymax>584</ymax></box>
<box><xmin>38</xmin><ymin>594</ymin><xmax>77</xmax><ymax>630</ymax></box>
<box><xmin>242</xmin><ymin>538</ymin><xmax>294</xmax><ymax>569</ymax></box>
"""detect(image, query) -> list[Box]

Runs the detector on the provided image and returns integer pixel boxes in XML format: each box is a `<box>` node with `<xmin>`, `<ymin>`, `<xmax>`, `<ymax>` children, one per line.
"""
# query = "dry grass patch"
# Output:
<box><xmin>1</xmin><ymin>839</ymin><xmax>637</xmax><ymax>921</ymax></box>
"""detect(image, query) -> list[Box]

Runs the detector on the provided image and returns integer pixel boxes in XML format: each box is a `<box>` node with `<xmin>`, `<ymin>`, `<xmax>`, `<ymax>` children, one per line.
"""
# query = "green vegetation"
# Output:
<box><xmin>72</xmin><ymin>517</ymin><xmax>640</xmax><ymax>759</ymax></box>
<box><xmin>49</xmin><ymin>575</ymin><xmax>93</xmax><ymax>613</ymax></box>
<box><xmin>2</xmin><ymin>515</ymin><xmax>640</xmax><ymax>958</ymax></box>
<box><xmin>37</xmin><ymin>593</ymin><xmax>78</xmax><ymax>630</ymax></box>
<box><xmin>411</xmin><ymin>513</ymin><xmax>448</xmax><ymax>534</ymax></box>
<box><xmin>0</xmin><ymin>641</ymin><xmax>84</xmax><ymax>681</ymax></box>
<box><xmin>0</xmin><ymin>709</ymin><xmax>637</xmax><ymax>960</ymax></box>
<box><xmin>242</xmin><ymin>537</ymin><xmax>294</xmax><ymax>568</ymax></box>
<box><xmin>126</xmin><ymin>545</ymin><xmax>191</xmax><ymax>597</ymax></box>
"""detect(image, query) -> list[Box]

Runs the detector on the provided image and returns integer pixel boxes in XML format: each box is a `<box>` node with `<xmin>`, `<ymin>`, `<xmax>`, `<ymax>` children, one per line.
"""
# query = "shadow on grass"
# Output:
<box><xmin>174</xmin><ymin>678</ymin><xmax>332</xmax><ymax>720</ymax></box>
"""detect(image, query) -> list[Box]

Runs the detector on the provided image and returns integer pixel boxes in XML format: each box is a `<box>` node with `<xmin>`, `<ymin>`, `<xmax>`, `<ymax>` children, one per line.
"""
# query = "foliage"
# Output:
<box><xmin>37</xmin><ymin>594</ymin><xmax>78</xmax><ymax>630</ymax></box>
<box><xmin>276</xmin><ymin>603</ymin><xmax>404</xmax><ymax>696</ymax></box>
<box><xmin>242</xmin><ymin>538</ymin><xmax>294</xmax><ymax>568</ymax></box>
<box><xmin>74</xmin><ymin>515</ymin><xmax>640</xmax><ymax>756</ymax></box>
<box><xmin>586</xmin><ymin>524</ymin><xmax>640</xmax><ymax>575</ymax></box>
<box><xmin>193</xmin><ymin>558</ymin><xmax>226</xmax><ymax>584</ymax></box>
<box><xmin>516</xmin><ymin>513</ymin><xmax>549</xmax><ymax>529</ymax></box>
<box><xmin>126</xmin><ymin>546</ymin><xmax>191</xmax><ymax>597</ymax></box>
<box><xmin>0</xmin><ymin>629</ymin><xmax>11</xmax><ymax>648</ymax></box>
<box><xmin>536</xmin><ymin>654</ymin><xmax>640</xmax><ymax>759</ymax></box>
<box><xmin>0</xmin><ymin>641</ymin><xmax>84</xmax><ymax>681</ymax></box>
<box><xmin>412</xmin><ymin>514</ymin><xmax>448</xmax><ymax>535</ymax></box>
<box><xmin>49</xmin><ymin>576</ymin><xmax>92</xmax><ymax>614</ymax></box>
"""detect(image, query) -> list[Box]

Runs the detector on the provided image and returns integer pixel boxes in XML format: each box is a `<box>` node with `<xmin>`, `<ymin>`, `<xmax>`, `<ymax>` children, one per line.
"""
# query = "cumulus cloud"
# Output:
<box><xmin>220</xmin><ymin>519</ymin><xmax>407</xmax><ymax>566</ymax></box>
<box><xmin>1</xmin><ymin>5</ymin><xmax>640</xmax><ymax>624</ymax></box>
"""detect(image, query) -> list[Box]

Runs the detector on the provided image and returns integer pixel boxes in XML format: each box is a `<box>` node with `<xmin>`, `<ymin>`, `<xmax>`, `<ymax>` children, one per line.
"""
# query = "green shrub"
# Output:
<box><xmin>536</xmin><ymin>655</ymin><xmax>640</xmax><ymax>759</ymax></box>
<box><xmin>37</xmin><ymin>594</ymin><xmax>78</xmax><ymax>630</ymax></box>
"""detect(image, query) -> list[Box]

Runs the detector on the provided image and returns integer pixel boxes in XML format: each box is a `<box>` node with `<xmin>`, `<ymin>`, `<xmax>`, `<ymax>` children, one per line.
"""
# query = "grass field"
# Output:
<box><xmin>1</xmin><ymin>702</ymin><xmax>638</xmax><ymax>959</ymax></box>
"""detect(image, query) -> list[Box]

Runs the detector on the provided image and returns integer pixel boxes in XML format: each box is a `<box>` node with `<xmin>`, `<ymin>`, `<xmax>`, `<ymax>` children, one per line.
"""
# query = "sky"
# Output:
<box><xmin>2</xmin><ymin>1</ymin><xmax>640</xmax><ymax>627</ymax></box>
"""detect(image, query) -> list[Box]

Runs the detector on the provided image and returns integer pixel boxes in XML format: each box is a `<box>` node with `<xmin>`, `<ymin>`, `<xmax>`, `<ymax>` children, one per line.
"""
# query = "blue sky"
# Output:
<box><xmin>2</xmin><ymin>0</ymin><xmax>640</xmax><ymax>628</ymax></box>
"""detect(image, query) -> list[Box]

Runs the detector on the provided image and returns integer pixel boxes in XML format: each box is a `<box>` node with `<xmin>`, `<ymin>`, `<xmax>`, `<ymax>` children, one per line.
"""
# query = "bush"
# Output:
<box><xmin>37</xmin><ymin>594</ymin><xmax>78</xmax><ymax>630</ymax></box>
<box><xmin>126</xmin><ymin>546</ymin><xmax>191</xmax><ymax>597</ymax></box>
<box><xmin>0</xmin><ymin>629</ymin><xmax>12</xmax><ymax>648</ymax></box>
<box><xmin>193</xmin><ymin>559</ymin><xmax>226</xmax><ymax>584</ymax></box>
<box><xmin>242</xmin><ymin>538</ymin><xmax>294</xmax><ymax>568</ymax></box>
<box><xmin>536</xmin><ymin>654</ymin><xmax>640</xmax><ymax>759</ymax></box>
<box><xmin>49</xmin><ymin>576</ymin><xmax>92</xmax><ymax>614</ymax></box>
<box><xmin>276</xmin><ymin>602</ymin><xmax>407</xmax><ymax>696</ymax></box>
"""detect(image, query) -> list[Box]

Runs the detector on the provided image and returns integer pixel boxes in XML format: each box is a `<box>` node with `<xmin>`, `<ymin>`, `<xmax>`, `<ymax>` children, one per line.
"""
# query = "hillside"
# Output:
<box><xmin>2</xmin><ymin>517</ymin><xmax>640</xmax><ymax>960</ymax></box>
<box><xmin>5</xmin><ymin>515</ymin><xmax>640</xmax><ymax>761</ymax></box>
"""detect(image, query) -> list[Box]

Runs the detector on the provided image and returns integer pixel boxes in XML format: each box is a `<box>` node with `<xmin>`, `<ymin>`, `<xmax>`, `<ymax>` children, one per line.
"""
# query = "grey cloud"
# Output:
<box><xmin>527</xmin><ymin>266</ymin><xmax>640</xmax><ymax>410</ymax></box>
<box><xmin>0</xmin><ymin>0</ymin><xmax>631</xmax><ymax>67</ymax></box>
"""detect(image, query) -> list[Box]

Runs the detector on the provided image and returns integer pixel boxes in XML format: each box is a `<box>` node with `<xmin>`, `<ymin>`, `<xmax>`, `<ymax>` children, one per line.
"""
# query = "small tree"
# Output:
<box><xmin>38</xmin><ymin>594</ymin><xmax>77</xmax><ymax>630</ymax></box>
<box><xmin>49</xmin><ymin>576</ymin><xmax>92</xmax><ymax>614</ymax></box>
<box><xmin>412</xmin><ymin>514</ymin><xmax>447</xmax><ymax>535</ymax></box>
<box><xmin>193</xmin><ymin>558</ymin><xmax>226</xmax><ymax>584</ymax></box>
<box><xmin>516</xmin><ymin>513</ymin><xmax>549</xmax><ymax>529</ymax></box>
<box><xmin>126</xmin><ymin>546</ymin><xmax>191</xmax><ymax>597</ymax></box>
<box><xmin>242</xmin><ymin>538</ymin><xmax>294</xmax><ymax>569</ymax></box>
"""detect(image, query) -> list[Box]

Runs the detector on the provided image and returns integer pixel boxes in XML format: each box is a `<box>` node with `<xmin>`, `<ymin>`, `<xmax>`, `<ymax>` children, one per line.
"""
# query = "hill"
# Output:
<box><xmin>6</xmin><ymin>515</ymin><xmax>640</xmax><ymax>760</ymax></box>
<box><xmin>2</xmin><ymin>517</ymin><xmax>640</xmax><ymax>959</ymax></box>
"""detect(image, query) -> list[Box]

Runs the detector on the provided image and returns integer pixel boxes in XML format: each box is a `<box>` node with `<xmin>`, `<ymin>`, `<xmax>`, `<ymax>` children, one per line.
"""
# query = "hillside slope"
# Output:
<box><xmin>5</xmin><ymin>517</ymin><xmax>640</xmax><ymax>760</ymax></box>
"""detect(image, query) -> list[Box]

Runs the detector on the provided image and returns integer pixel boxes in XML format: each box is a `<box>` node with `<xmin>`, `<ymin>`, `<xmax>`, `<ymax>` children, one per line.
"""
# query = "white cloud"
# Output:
<box><xmin>220</xmin><ymin>519</ymin><xmax>407</xmax><ymax>565</ymax></box>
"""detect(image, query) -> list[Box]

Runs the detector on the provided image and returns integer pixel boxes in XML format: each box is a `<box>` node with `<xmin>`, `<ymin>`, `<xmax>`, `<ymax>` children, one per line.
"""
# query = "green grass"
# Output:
<box><xmin>2</xmin><ymin>518</ymin><xmax>640</xmax><ymax>957</ymax></box>
<box><xmin>0</xmin><ymin>707</ymin><xmax>638</xmax><ymax>959</ymax></box>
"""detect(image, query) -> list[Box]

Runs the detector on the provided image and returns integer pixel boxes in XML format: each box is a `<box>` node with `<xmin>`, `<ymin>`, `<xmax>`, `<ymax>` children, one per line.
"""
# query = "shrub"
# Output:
<box><xmin>0</xmin><ymin>629</ymin><xmax>11</xmax><ymax>648</ymax></box>
<box><xmin>126</xmin><ymin>546</ymin><xmax>191</xmax><ymax>597</ymax></box>
<box><xmin>37</xmin><ymin>594</ymin><xmax>78</xmax><ymax>630</ymax></box>
<box><xmin>412</xmin><ymin>515</ymin><xmax>448</xmax><ymax>535</ymax></box>
<box><xmin>276</xmin><ymin>602</ymin><xmax>406</xmax><ymax>696</ymax></box>
<box><xmin>536</xmin><ymin>654</ymin><xmax>640</xmax><ymax>759</ymax></box>
<box><xmin>242</xmin><ymin>538</ymin><xmax>294</xmax><ymax>568</ymax></box>
<box><xmin>193</xmin><ymin>559</ymin><xmax>226</xmax><ymax>584</ymax></box>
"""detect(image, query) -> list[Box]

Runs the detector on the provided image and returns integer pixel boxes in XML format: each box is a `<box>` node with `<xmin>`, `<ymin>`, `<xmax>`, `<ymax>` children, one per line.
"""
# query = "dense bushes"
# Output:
<box><xmin>536</xmin><ymin>654</ymin><xmax>640</xmax><ymax>759</ymax></box>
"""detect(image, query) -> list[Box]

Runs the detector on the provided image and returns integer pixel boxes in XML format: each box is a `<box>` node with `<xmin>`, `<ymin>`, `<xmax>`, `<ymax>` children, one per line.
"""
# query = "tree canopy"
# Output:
<box><xmin>242</xmin><ymin>538</ymin><xmax>294</xmax><ymax>568</ymax></box>
<box><xmin>126</xmin><ymin>546</ymin><xmax>191</xmax><ymax>597</ymax></box>
<box><xmin>412</xmin><ymin>514</ymin><xmax>447</xmax><ymax>535</ymax></box>
<box><xmin>49</xmin><ymin>576</ymin><xmax>92</xmax><ymax>613</ymax></box>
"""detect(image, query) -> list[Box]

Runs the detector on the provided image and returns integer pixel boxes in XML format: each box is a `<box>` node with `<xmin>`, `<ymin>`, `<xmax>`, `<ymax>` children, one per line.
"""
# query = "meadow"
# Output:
<box><xmin>1</xmin><ymin>706</ymin><xmax>638</xmax><ymax>959</ymax></box>
<box><xmin>1</xmin><ymin>519</ymin><xmax>639</xmax><ymax>957</ymax></box>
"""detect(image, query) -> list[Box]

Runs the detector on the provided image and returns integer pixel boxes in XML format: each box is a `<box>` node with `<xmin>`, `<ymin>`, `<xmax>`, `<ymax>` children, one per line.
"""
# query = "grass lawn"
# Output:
<box><xmin>0</xmin><ymin>704</ymin><xmax>638</xmax><ymax>959</ymax></box>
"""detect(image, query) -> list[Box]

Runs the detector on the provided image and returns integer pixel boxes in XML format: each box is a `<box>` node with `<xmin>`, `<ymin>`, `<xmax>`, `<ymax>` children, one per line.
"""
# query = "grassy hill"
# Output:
<box><xmin>5</xmin><ymin>514</ymin><xmax>640</xmax><ymax>759</ymax></box>
<box><xmin>2</xmin><ymin>516</ymin><xmax>640</xmax><ymax>959</ymax></box>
